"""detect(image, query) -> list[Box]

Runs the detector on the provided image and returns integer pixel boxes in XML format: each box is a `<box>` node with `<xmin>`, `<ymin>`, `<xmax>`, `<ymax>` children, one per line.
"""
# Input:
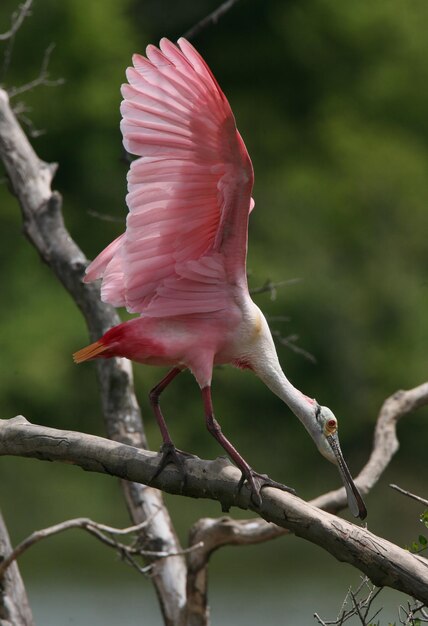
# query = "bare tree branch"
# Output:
<box><xmin>87</xmin><ymin>208</ymin><xmax>124</xmax><ymax>223</ymax></box>
<box><xmin>0</xmin><ymin>0</ymin><xmax>33</xmax><ymax>41</ymax></box>
<box><xmin>0</xmin><ymin>514</ymin><xmax>204</xmax><ymax>580</ymax></box>
<box><xmin>186</xmin><ymin>516</ymin><xmax>282</xmax><ymax>622</ymax></box>
<box><xmin>0</xmin><ymin>415</ymin><xmax>428</xmax><ymax>605</ymax></box>
<box><xmin>8</xmin><ymin>43</ymin><xmax>64</xmax><ymax>98</ymax></box>
<box><xmin>249</xmin><ymin>277</ymin><xmax>317</xmax><ymax>362</ymax></box>
<box><xmin>0</xmin><ymin>510</ymin><xmax>34</xmax><ymax>626</ymax></box>
<box><xmin>0</xmin><ymin>86</ymin><xmax>187</xmax><ymax>625</ymax></box>
<box><xmin>0</xmin><ymin>517</ymin><xmax>152</xmax><ymax>580</ymax></box>
<box><xmin>390</xmin><ymin>484</ymin><xmax>428</xmax><ymax>507</ymax></box>
<box><xmin>249</xmin><ymin>277</ymin><xmax>301</xmax><ymax>299</ymax></box>
<box><xmin>183</xmin><ymin>0</ymin><xmax>241</xmax><ymax>40</ymax></box>
<box><xmin>314</xmin><ymin>577</ymin><xmax>385</xmax><ymax>625</ymax></box>
<box><xmin>271</xmin><ymin>329</ymin><xmax>317</xmax><ymax>363</ymax></box>
<box><xmin>399</xmin><ymin>600</ymin><xmax>428</xmax><ymax>624</ymax></box>
<box><xmin>0</xmin><ymin>0</ymin><xmax>34</xmax><ymax>85</ymax></box>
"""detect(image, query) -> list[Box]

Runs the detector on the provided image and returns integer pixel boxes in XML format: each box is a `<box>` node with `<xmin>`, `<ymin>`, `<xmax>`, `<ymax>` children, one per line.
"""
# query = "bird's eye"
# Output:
<box><xmin>325</xmin><ymin>418</ymin><xmax>337</xmax><ymax>435</ymax></box>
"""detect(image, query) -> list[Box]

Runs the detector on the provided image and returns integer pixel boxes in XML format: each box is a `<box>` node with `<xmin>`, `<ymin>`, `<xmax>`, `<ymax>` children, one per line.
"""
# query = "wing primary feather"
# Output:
<box><xmin>85</xmin><ymin>38</ymin><xmax>254</xmax><ymax>317</ymax></box>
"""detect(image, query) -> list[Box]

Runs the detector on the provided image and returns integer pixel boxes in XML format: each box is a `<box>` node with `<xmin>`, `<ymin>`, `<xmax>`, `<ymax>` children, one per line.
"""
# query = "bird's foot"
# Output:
<box><xmin>238</xmin><ymin>470</ymin><xmax>296</xmax><ymax>508</ymax></box>
<box><xmin>150</xmin><ymin>443</ymin><xmax>195</xmax><ymax>487</ymax></box>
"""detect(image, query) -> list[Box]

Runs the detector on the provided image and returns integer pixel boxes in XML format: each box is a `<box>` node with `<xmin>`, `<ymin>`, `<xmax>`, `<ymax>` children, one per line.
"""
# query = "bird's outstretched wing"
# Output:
<box><xmin>85</xmin><ymin>38</ymin><xmax>254</xmax><ymax>317</ymax></box>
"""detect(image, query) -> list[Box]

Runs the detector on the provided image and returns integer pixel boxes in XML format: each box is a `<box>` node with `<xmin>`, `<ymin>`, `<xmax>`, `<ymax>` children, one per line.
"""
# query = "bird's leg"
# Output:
<box><xmin>201</xmin><ymin>386</ymin><xmax>295</xmax><ymax>507</ymax></box>
<box><xmin>149</xmin><ymin>367</ymin><xmax>181</xmax><ymax>446</ymax></box>
<box><xmin>149</xmin><ymin>367</ymin><xmax>194</xmax><ymax>484</ymax></box>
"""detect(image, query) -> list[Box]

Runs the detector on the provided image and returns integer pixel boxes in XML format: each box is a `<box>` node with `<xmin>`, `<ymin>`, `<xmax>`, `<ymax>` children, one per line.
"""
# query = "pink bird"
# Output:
<box><xmin>74</xmin><ymin>38</ymin><xmax>366</xmax><ymax>518</ymax></box>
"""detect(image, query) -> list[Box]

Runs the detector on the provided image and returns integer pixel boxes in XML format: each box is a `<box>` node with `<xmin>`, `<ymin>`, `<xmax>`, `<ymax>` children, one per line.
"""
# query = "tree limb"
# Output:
<box><xmin>0</xmin><ymin>510</ymin><xmax>34</xmax><ymax>626</ymax></box>
<box><xmin>0</xmin><ymin>0</ymin><xmax>33</xmax><ymax>41</ymax></box>
<box><xmin>0</xmin><ymin>415</ymin><xmax>427</xmax><ymax>605</ymax></box>
<box><xmin>8</xmin><ymin>43</ymin><xmax>64</xmax><ymax>99</ymax></box>
<box><xmin>390</xmin><ymin>484</ymin><xmax>428</xmax><ymax>508</ymax></box>
<box><xmin>0</xmin><ymin>85</ymin><xmax>187</xmax><ymax>626</ymax></box>
<box><xmin>182</xmin><ymin>0</ymin><xmax>241</xmax><ymax>40</ymax></box>
<box><xmin>0</xmin><ymin>515</ymin><xmax>204</xmax><ymax>580</ymax></box>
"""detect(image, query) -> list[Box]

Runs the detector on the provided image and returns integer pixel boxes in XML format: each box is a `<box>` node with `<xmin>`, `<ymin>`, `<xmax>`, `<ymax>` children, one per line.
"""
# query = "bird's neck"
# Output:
<box><xmin>242</xmin><ymin>303</ymin><xmax>318</xmax><ymax>435</ymax></box>
<box><xmin>253</xmin><ymin>350</ymin><xmax>318</xmax><ymax>438</ymax></box>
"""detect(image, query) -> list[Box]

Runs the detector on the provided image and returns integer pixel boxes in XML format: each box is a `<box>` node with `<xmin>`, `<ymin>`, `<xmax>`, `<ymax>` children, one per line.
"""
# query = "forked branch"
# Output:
<box><xmin>0</xmin><ymin>0</ymin><xmax>33</xmax><ymax>41</ymax></box>
<box><xmin>8</xmin><ymin>43</ymin><xmax>64</xmax><ymax>99</ymax></box>
<box><xmin>0</xmin><ymin>514</ymin><xmax>204</xmax><ymax>580</ymax></box>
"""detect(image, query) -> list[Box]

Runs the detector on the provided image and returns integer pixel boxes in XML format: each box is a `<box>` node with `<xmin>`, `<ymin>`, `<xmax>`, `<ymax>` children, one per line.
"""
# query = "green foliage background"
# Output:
<box><xmin>0</xmin><ymin>0</ymin><xmax>427</xmax><ymax>604</ymax></box>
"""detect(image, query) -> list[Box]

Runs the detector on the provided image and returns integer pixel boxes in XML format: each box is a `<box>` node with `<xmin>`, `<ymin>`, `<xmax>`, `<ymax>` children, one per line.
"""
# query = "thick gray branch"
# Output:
<box><xmin>1</xmin><ymin>416</ymin><xmax>427</xmax><ymax>605</ymax></box>
<box><xmin>0</xmin><ymin>510</ymin><xmax>34</xmax><ymax>626</ymax></box>
<box><xmin>0</xmin><ymin>87</ymin><xmax>186</xmax><ymax>625</ymax></box>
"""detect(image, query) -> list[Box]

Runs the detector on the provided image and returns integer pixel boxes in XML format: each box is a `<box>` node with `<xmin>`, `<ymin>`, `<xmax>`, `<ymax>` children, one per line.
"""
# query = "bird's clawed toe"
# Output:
<box><xmin>238</xmin><ymin>470</ymin><xmax>296</xmax><ymax>507</ymax></box>
<box><xmin>150</xmin><ymin>443</ymin><xmax>195</xmax><ymax>488</ymax></box>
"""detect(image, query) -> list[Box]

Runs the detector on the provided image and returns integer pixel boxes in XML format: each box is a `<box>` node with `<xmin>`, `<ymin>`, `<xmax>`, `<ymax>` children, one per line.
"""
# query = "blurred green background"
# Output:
<box><xmin>0</xmin><ymin>0</ymin><xmax>427</xmax><ymax>623</ymax></box>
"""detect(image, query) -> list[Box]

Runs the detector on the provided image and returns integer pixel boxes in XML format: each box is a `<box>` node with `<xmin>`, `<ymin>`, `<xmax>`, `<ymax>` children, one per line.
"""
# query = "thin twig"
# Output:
<box><xmin>313</xmin><ymin>613</ymin><xmax>329</xmax><ymax>625</ymax></box>
<box><xmin>0</xmin><ymin>517</ymin><xmax>149</xmax><ymax>578</ymax></box>
<box><xmin>250</xmin><ymin>278</ymin><xmax>315</xmax><ymax>360</ymax></box>
<box><xmin>183</xmin><ymin>0</ymin><xmax>241</xmax><ymax>40</ymax></box>
<box><xmin>90</xmin><ymin>517</ymin><xmax>157</xmax><ymax>536</ymax></box>
<box><xmin>364</xmin><ymin>587</ymin><xmax>383</xmax><ymax>622</ymax></box>
<box><xmin>249</xmin><ymin>277</ymin><xmax>301</xmax><ymax>299</ymax></box>
<box><xmin>11</xmin><ymin>110</ymin><xmax>44</xmax><ymax>137</ymax></box>
<box><xmin>350</xmin><ymin>590</ymin><xmax>366</xmax><ymax>625</ymax></box>
<box><xmin>88</xmin><ymin>209</ymin><xmax>124</xmax><ymax>223</ymax></box>
<box><xmin>266</xmin><ymin>315</ymin><xmax>291</xmax><ymax>323</ymax></box>
<box><xmin>0</xmin><ymin>0</ymin><xmax>34</xmax><ymax>85</ymax></box>
<box><xmin>335</xmin><ymin>584</ymin><xmax>352</xmax><ymax>624</ymax></box>
<box><xmin>399</xmin><ymin>600</ymin><xmax>428</xmax><ymax>625</ymax></box>
<box><xmin>0</xmin><ymin>515</ymin><xmax>204</xmax><ymax>579</ymax></box>
<box><xmin>272</xmin><ymin>330</ymin><xmax>317</xmax><ymax>363</ymax></box>
<box><xmin>8</xmin><ymin>43</ymin><xmax>64</xmax><ymax>98</ymax></box>
<box><xmin>314</xmin><ymin>577</ymin><xmax>385</xmax><ymax>625</ymax></box>
<box><xmin>0</xmin><ymin>0</ymin><xmax>33</xmax><ymax>41</ymax></box>
<box><xmin>390</xmin><ymin>484</ymin><xmax>428</xmax><ymax>507</ymax></box>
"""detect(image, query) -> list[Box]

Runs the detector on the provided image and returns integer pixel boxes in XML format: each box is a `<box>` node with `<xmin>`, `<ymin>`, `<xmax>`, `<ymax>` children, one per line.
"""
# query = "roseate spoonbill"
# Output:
<box><xmin>74</xmin><ymin>38</ymin><xmax>366</xmax><ymax>518</ymax></box>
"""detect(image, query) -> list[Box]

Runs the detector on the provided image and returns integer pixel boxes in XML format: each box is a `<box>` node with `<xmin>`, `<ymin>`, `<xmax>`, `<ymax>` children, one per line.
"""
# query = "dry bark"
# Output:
<box><xmin>0</xmin><ymin>510</ymin><xmax>34</xmax><ymax>626</ymax></box>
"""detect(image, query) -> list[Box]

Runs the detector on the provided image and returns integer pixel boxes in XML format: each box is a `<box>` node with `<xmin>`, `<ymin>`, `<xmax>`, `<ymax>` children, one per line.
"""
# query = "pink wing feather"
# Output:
<box><xmin>85</xmin><ymin>38</ymin><xmax>254</xmax><ymax>317</ymax></box>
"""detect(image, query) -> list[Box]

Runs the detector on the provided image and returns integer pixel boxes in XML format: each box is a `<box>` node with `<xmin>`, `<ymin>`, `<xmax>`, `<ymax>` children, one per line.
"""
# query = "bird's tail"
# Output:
<box><xmin>73</xmin><ymin>340</ymin><xmax>109</xmax><ymax>364</ymax></box>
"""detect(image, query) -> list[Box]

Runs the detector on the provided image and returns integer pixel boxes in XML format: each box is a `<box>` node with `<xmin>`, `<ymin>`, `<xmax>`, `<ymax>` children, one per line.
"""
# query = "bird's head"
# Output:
<box><xmin>310</xmin><ymin>404</ymin><xmax>367</xmax><ymax>519</ymax></box>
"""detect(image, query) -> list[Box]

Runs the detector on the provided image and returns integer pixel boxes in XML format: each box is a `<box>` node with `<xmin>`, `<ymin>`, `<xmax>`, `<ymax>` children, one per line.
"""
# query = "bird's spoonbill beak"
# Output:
<box><xmin>327</xmin><ymin>433</ymin><xmax>367</xmax><ymax>520</ymax></box>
